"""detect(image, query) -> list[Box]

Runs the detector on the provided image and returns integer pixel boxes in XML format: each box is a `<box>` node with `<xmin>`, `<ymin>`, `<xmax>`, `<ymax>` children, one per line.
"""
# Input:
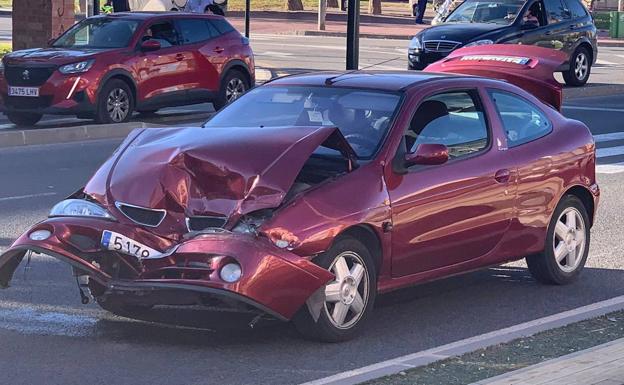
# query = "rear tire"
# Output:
<box><xmin>292</xmin><ymin>237</ymin><xmax>377</xmax><ymax>342</ymax></box>
<box><xmin>96</xmin><ymin>79</ymin><xmax>134</xmax><ymax>124</ymax></box>
<box><xmin>213</xmin><ymin>70</ymin><xmax>249</xmax><ymax>110</ymax></box>
<box><xmin>563</xmin><ymin>46</ymin><xmax>591</xmax><ymax>87</ymax></box>
<box><xmin>7</xmin><ymin>112</ymin><xmax>42</xmax><ymax>127</ymax></box>
<box><xmin>526</xmin><ymin>195</ymin><xmax>590</xmax><ymax>285</ymax></box>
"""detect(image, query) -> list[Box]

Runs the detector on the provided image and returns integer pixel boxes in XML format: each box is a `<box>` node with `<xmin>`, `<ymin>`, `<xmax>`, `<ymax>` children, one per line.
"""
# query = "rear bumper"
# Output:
<box><xmin>0</xmin><ymin>218</ymin><xmax>334</xmax><ymax>320</ymax></box>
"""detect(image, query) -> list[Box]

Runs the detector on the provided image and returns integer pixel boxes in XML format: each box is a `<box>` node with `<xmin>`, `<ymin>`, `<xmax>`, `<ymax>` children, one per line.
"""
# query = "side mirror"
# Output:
<box><xmin>140</xmin><ymin>39</ymin><xmax>161</xmax><ymax>52</ymax></box>
<box><xmin>405</xmin><ymin>143</ymin><xmax>449</xmax><ymax>167</ymax></box>
<box><xmin>521</xmin><ymin>21</ymin><xmax>539</xmax><ymax>30</ymax></box>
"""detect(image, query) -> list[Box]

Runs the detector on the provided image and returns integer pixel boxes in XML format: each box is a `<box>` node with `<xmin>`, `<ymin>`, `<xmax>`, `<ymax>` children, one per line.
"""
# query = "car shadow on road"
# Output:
<box><xmin>82</xmin><ymin>265</ymin><xmax>624</xmax><ymax>348</ymax></box>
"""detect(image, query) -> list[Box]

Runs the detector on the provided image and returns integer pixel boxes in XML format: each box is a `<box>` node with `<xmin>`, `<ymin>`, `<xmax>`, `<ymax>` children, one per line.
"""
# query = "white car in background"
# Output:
<box><xmin>128</xmin><ymin>0</ymin><xmax>227</xmax><ymax>15</ymax></box>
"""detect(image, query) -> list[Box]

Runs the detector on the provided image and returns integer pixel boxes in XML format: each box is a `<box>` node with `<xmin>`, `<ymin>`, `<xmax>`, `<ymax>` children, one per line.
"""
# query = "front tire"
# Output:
<box><xmin>7</xmin><ymin>112</ymin><xmax>42</xmax><ymax>127</ymax></box>
<box><xmin>293</xmin><ymin>237</ymin><xmax>377</xmax><ymax>342</ymax></box>
<box><xmin>526</xmin><ymin>195</ymin><xmax>590</xmax><ymax>285</ymax></box>
<box><xmin>563</xmin><ymin>46</ymin><xmax>591</xmax><ymax>87</ymax></box>
<box><xmin>96</xmin><ymin>79</ymin><xmax>134</xmax><ymax>124</ymax></box>
<box><xmin>213</xmin><ymin>70</ymin><xmax>249</xmax><ymax>110</ymax></box>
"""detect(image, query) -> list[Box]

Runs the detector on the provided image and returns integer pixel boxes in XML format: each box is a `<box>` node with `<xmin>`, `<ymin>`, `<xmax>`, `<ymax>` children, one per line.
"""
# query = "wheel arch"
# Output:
<box><xmin>221</xmin><ymin>60</ymin><xmax>253</xmax><ymax>87</ymax></box>
<box><xmin>562</xmin><ymin>185</ymin><xmax>595</xmax><ymax>227</ymax></box>
<box><xmin>570</xmin><ymin>39</ymin><xmax>595</xmax><ymax>67</ymax></box>
<box><xmin>98</xmin><ymin>69</ymin><xmax>138</xmax><ymax>105</ymax></box>
<box><xmin>333</xmin><ymin>224</ymin><xmax>383</xmax><ymax>275</ymax></box>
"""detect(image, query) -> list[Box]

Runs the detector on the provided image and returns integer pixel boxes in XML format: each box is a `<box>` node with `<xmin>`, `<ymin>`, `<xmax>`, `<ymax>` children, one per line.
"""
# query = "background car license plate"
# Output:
<box><xmin>101</xmin><ymin>230</ymin><xmax>162</xmax><ymax>259</ymax></box>
<box><xmin>8</xmin><ymin>86</ymin><xmax>39</xmax><ymax>97</ymax></box>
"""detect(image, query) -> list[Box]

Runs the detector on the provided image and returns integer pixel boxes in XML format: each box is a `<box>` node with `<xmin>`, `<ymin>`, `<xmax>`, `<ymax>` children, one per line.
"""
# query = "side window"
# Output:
<box><xmin>489</xmin><ymin>90</ymin><xmax>552</xmax><ymax>148</ymax></box>
<box><xmin>543</xmin><ymin>0</ymin><xmax>570</xmax><ymax>24</ymax></box>
<box><xmin>143</xmin><ymin>21</ymin><xmax>179</xmax><ymax>47</ymax></box>
<box><xmin>177</xmin><ymin>19</ymin><xmax>219</xmax><ymax>44</ymax></box>
<box><xmin>405</xmin><ymin>91</ymin><xmax>489</xmax><ymax>160</ymax></box>
<box><xmin>209</xmin><ymin>19</ymin><xmax>235</xmax><ymax>35</ymax></box>
<box><xmin>564</xmin><ymin>0</ymin><xmax>588</xmax><ymax>19</ymax></box>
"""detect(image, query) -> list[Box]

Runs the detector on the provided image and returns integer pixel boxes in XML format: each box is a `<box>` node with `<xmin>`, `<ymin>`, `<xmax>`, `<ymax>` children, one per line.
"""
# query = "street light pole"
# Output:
<box><xmin>94</xmin><ymin>0</ymin><xmax>100</xmax><ymax>15</ymax></box>
<box><xmin>346</xmin><ymin>0</ymin><xmax>360</xmax><ymax>70</ymax></box>
<box><xmin>245</xmin><ymin>0</ymin><xmax>251</xmax><ymax>38</ymax></box>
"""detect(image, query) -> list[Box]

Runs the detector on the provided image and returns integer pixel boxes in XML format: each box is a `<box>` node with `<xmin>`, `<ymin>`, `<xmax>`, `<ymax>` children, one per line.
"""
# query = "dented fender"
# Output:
<box><xmin>0</xmin><ymin>218</ymin><xmax>334</xmax><ymax>320</ymax></box>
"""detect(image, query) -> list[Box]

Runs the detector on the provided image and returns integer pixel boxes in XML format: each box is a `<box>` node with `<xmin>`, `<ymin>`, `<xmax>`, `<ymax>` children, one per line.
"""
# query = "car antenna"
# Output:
<box><xmin>325</xmin><ymin>56</ymin><xmax>402</xmax><ymax>85</ymax></box>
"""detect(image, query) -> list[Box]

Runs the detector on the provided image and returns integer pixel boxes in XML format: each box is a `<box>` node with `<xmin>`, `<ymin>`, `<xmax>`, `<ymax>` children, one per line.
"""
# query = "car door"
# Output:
<box><xmin>541</xmin><ymin>0</ymin><xmax>572</xmax><ymax>50</ymax></box>
<box><xmin>136</xmin><ymin>19</ymin><xmax>195</xmax><ymax>102</ymax></box>
<box><xmin>386</xmin><ymin>87</ymin><xmax>517</xmax><ymax>277</ymax></box>
<box><xmin>174</xmin><ymin>17</ymin><xmax>222</xmax><ymax>94</ymax></box>
<box><xmin>486</xmin><ymin>88</ymin><xmax>559</xmax><ymax>255</ymax></box>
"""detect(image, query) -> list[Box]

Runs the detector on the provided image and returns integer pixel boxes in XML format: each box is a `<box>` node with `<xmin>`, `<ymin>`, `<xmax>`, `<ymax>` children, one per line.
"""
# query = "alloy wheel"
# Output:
<box><xmin>323</xmin><ymin>251</ymin><xmax>369</xmax><ymax>329</ymax></box>
<box><xmin>225</xmin><ymin>78</ymin><xmax>246</xmax><ymax>103</ymax></box>
<box><xmin>574</xmin><ymin>52</ymin><xmax>589</xmax><ymax>81</ymax></box>
<box><xmin>553</xmin><ymin>207</ymin><xmax>586</xmax><ymax>273</ymax></box>
<box><xmin>106</xmin><ymin>88</ymin><xmax>130</xmax><ymax>123</ymax></box>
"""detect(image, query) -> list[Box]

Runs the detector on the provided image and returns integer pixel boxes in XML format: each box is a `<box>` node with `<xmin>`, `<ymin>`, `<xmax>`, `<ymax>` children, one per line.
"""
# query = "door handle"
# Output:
<box><xmin>213</xmin><ymin>47</ymin><xmax>225</xmax><ymax>53</ymax></box>
<box><xmin>175</xmin><ymin>53</ymin><xmax>185</xmax><ymax>61</ymax></box>
<box><xmin>494</xmin><ymin>169</ymin><xmax>511</xmax><ymax>184</ymax></box>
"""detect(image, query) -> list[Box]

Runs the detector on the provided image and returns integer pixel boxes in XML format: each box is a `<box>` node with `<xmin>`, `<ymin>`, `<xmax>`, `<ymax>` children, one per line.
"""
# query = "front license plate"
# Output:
<box><xmin>101</xmin><ymin>230</ymin><xmax>162</xmax><ymax>259</ymax></box>
<box><xmin>8</xmin><ymin>86</ymin><xmax>39</xmax><ymax>97</ymax></box>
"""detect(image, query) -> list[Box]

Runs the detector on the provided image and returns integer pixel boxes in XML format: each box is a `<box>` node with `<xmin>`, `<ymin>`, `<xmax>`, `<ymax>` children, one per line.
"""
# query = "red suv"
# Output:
<box><xmin>0</xmin><ymin>13</ymin><xmax>255</xmax><ymax>127</ymax></box>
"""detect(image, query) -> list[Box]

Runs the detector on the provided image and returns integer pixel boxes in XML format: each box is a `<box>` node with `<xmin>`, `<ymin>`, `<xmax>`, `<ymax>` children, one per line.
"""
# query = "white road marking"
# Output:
<box><xmin>596</xmin><ymin>163</ymin><xmax>624</xmax><ymax>174</ymax></box>
<box><xmin>563</xmin><ymin>106</ymin><xmax>624</xmax><ymax>113</ymax></box>
<box><xmin>301</xmin><ymin>295</ymin><xmax>624</xmax><ymax>385</ymax></box>
<box><xmin>596</xmin><ymin>59</ymin><xmax>618</xmax><ymax>65</ymax></box>
<box><xmin>594</xmin><ymin>132</ymin><xmax>624</xmax><ymax>142</ymax></box>
<box><xmin>0</xmin><ymin>192</ymin><xmax>57</xmax><ymax>202</ymax></box>
<box><xmin>597</xmin><ymin>145</ymin><xmax>624</xmax><ymax>158</ymax></box>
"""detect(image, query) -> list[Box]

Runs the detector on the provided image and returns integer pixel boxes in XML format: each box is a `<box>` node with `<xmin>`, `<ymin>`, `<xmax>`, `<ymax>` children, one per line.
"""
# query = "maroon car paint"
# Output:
<box><xmin>425</xmin><ymin>45</ymin><xmax>568</xmax><ymax>110</ymax></box>
<box><xmin>0</xmin><ymin>47</ymin><xmax>599</xmax><ymax>321</ymax></box>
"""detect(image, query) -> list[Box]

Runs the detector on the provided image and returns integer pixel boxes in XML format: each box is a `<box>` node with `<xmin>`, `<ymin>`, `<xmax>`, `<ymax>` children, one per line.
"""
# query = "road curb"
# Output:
<box><xmin>0</xmin><ymin>122</ymin><xmax>160</xmax><ymax>148</ymax></box>
<box><xmin>300</xmin><ymin>295</ymin><xmax>624</xmax><ymax>385</ymax></box>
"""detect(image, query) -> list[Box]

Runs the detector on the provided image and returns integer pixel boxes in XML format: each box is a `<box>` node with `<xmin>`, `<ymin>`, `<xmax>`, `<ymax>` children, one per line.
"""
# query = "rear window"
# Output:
<box><xmin>177</xmin><ymin>19</ymin><xmax>219</xmax><ymax>44</ymax></box>
<box><xmin>564</xmin><ymin>0</ymin><xmax>588</xmax><ymax>18</ymax></box>
<box><xmin>210</xmin><ymin>18</ymin><xmax>235</xmax><ymax>34</ymax></box>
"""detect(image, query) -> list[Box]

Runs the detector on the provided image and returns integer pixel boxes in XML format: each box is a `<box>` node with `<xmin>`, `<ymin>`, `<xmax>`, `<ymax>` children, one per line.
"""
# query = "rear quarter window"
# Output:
<box><xmin>210</xmin><ymin>18</ymin><xmax>236</xmax><ymax>35</ymax></box>
<box><xmin>564</xmin><ymin>0</ymin><xmax>588</xmax><ymax>19</ymax></box>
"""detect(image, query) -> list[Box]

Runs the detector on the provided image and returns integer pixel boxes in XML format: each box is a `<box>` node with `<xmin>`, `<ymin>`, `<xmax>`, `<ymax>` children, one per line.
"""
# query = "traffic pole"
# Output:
<box><xmin>245</xmin><ymin>0</ymin><xmax>251</xmax><ymax>38</ymax></box>
<box><xmin>346</xmin><ymin>0</ymin><xmax>360</xmax><ymax>70</ymax></box>
<box><xmin>94</xmin><ymin>0</ymin><xmax>100</xmax><ymax>15</ymax></box>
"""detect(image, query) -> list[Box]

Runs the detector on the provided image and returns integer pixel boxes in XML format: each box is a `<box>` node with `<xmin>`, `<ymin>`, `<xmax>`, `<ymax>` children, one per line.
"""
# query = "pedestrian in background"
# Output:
<box><xmin>414</xmin><ymin>0</ymin><xmax>428</xmax><ymax>24</ymax></box>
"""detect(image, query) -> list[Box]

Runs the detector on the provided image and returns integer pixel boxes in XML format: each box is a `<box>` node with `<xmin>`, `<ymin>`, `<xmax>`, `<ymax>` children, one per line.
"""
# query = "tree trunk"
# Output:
<box><xmin>368</xmin><ymin>0</ymin><xmax>381</xmax><ymax>14</ymax></box>
<box><xmin>286</xmin><ymin>0</ymin><xmax>304</xmax><ymax>11</ymax></box>
<box><xmin>327</xmin><ymin>0</ymin><xmax>338</xmax><ymax>7</ymax></box>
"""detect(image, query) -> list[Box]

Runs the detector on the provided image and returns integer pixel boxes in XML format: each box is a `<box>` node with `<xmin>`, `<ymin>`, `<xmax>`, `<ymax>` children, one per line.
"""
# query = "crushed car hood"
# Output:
<box><xmin>84</xmin><ymin>126</ymin><xmax>355</xmax><ymax>231</ymax></box>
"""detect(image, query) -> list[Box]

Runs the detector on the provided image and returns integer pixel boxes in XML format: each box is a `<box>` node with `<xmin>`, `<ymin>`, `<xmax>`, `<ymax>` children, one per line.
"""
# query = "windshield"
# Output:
<box><xmin>445</xmin><ymin>0</ymin><xmax>525</xmax><ymax>24</ymax></box>
<box><xmin>204</xmin><ymin>86</ymin><xmax>402</xmax><ymax>159</ymax></box>
<box><xmin>53</xmin><ymin>18</ymin><xmax>140</xmax><ymax>49</ymax></box>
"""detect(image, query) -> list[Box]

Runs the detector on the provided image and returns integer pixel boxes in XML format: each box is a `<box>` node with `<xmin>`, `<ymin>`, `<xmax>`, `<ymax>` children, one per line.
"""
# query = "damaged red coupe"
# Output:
<box><xmin>0</xmin><ymin>45</ymin><xmax>599</xmax><ymax>341</ymax></box>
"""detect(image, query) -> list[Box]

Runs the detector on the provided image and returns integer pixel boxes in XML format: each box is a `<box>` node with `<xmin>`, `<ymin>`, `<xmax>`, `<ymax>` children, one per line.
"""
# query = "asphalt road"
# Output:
<box><xmin>1</xmin><ymin>27</ymin><xmax>624</xmax><ymax>385</ymax></box>
<box><xmin>1</xmin><ymin>91</ymin><xmax>624</xmax><ymax>385</ymax></box>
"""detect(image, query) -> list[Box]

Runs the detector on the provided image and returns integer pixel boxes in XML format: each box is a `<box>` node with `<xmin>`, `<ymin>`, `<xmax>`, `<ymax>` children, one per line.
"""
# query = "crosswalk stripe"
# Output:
<box><xmin>594</xmin><ymin>132</ymin><xmax>624</xmax><ymax>143</ymax></box>
<box><xmin>596</xmin><ymin>59</ymin><xmax>618</xmax><ymax>65</ymax></box>
<box><xmin>597</xmin><ymin>145</ymin><xmax>624</xmax><ymax>158</ymax></box>
<box><xmin>563</xmin><ymin>106</ymin><xmax>624</xmax><ymax>113</ymax></box>
<box><xmin>596</xmin><ymin>163</ymin><xmax>624</xmax><ymax>174</ymax></box>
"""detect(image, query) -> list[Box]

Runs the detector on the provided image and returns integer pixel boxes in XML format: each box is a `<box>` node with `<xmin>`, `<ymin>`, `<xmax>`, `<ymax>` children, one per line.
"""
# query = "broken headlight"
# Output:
<box><xmin>50</xmin><ymin>199</ymin><xmax>115</xmax><ymax>220</ymax></box>
<box><xmin>231</xmin><ymin>209</ymin><xmax>273</xmax><ymax>235</ymax></box>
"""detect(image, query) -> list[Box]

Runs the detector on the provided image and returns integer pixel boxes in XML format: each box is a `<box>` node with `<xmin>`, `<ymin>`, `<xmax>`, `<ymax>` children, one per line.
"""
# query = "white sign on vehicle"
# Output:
<box><xmin>8</xmin><ymin>86</ymin><xmax>39</xmax><ymax>97</ymax></box>
<box><xmin>460</xmin><ymin>55</ymin><xmax>531</xmax><ymax>65</ymax></box>
<box><xmin>101</xmin><ymin>230</ymin><xmax>163</xmax><ymax>259</ymax></box>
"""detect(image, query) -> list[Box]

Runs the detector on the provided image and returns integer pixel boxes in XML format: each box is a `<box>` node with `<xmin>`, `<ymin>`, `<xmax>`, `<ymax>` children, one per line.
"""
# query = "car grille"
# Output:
<box><xmin>186</xmin><ymin>216</ymin><xmax>227</xmax><ymax>232</ymax></box>
<box><xmin>4</xmin><ymin>95</ymin><xmax>53</xmax><ymax>110</ymax></box>
<box><xmin>423</xmin><ymin>40</ymin><xmax>461</xmax><ymax>53</ymax></box>
<box><xmin>5</xmin><ymin>65</ymin><xmax>56</xmax><ymax>86</ymax></box>
<box><xmin>116</xmin><ymin>202</ymin><xmax>166</xmax><ymax>227</ymax></box>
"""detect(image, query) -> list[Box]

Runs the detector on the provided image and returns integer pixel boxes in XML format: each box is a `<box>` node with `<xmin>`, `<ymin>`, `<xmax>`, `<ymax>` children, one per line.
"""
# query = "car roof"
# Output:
<box><xmin>267</xmin><ymin>71</ymin><xmax>473</xmax><ymax>92</ymax></box>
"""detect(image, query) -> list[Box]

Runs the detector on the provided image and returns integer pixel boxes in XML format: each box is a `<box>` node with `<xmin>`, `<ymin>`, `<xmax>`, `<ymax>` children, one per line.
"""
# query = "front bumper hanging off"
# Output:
<box><xmin>0</xmin><ymin>217</ymin><xmax>334</xmax><ymax>321</ymax></box>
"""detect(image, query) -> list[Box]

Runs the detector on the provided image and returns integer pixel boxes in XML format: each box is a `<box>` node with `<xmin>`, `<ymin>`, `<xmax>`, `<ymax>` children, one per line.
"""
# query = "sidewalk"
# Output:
<box><xmin>472</xmin><ymin>338</ymin><xmax>624</xmax><ymax>385</ymax></box>
<box><xmin>228</xmin><ymin>10</ymin><xmax>624</xmax><ymax>46</ymax></box>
